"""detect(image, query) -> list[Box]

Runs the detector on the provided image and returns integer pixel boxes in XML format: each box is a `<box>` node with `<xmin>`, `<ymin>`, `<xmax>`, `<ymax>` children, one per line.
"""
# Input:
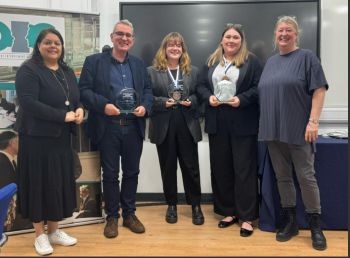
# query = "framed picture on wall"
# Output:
<box><xmin>0</xmin><ymin>88</ymin><xmax>18</xmax><ymax>130</ymax></box>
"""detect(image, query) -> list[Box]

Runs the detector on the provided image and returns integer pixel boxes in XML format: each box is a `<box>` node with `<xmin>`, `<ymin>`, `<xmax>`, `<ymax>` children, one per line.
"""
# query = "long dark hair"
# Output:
<box><xmin>30</xmin><ymin>28</ymin><xmax>70</xmax><ymax>71</ymax></box>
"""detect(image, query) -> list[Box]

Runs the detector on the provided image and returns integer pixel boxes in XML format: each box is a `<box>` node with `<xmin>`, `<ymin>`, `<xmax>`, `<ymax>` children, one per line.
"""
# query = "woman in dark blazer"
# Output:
<box><xmin>15</xmin><ymin>28</ymin><xmax>83</xmax><ymax>255</ymax></box>
<box><xmin>148</xmin><ymin>32</ymin><xmax>204</xmax><ymax>225</ymax></box>
<box><xmin>197</xmin><ymin>23</ymin><xmax>262</xmax><ymax>236</ymax></box>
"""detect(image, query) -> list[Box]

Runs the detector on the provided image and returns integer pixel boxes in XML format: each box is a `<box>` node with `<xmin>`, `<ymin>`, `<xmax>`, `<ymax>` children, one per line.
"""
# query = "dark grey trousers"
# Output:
<box><xmin>267</xmin><ymin>141</ymin><xmax>321</xmax><ymax>214</ymax></box>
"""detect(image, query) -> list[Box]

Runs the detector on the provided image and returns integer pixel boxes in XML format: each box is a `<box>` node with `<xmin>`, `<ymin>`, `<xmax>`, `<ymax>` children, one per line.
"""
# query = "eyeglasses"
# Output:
<box><xmin>223</xmin><ymin>23</ymin><xmax>244</xmax><ymax>38</ymax></box>
<box><xmin>113</xmin><ymin>31</ymin><xmax>134</xmax><ymax>38</ymax></box>
<box><xmin>277</xmin><ymin>15</ymin><xmax>297</xmax><ymax>21</ymax></box>
<box><xmin>226</xmin><ymin>23</ymin><xmax>243</xmax><ymax>30</ymax></box>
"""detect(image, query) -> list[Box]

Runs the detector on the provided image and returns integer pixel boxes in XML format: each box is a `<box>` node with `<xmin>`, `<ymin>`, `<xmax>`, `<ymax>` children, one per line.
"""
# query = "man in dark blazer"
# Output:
<box><xmin>0</xmin><ymin>130</ymin><xmax>18</xmax><ymax>232</ymax></box>
<box><xmin>79</xmin><ymin>19</ymin><xmax>153</xmax><ymax>239</ymax></box>
<box><xmin>0</xmin><ymin>131</ymin><xmax>33</xmax><ymax>233</ymax></box>
<box><xmin>0</xmin><ymin>131</ymin><xmax>32</xmax><ymax>233</ymax></box>
<box><xmin>0</xmin><ymin>130</ymin><xmax>18</xmax><ymax>188</ymax></box>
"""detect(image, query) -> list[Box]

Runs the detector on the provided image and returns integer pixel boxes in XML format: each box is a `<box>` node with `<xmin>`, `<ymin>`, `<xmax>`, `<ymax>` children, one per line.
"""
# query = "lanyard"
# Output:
<box><xmin>167</xmin><ymin>65</ymin><xmax>180</xmax><ymax>87</ymax></box>
<box><xmin>223</xmin><ymin>56</ymin><xmax>232</xmax><ymax>75</ymax></box>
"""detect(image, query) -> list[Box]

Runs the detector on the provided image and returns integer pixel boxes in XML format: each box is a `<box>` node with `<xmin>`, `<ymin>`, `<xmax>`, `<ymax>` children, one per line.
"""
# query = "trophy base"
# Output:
<box><xmin>119</xmin><ymin>110</ymin><xmax>135</xmax><ymax>115</ymax></box>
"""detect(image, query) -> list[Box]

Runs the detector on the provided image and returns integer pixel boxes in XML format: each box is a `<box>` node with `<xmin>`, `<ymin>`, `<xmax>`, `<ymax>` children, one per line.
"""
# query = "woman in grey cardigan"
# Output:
<box><xmin>147</xmin><ymin>32</ymin><xmax>204</xmax><ymax>225</ymax></box>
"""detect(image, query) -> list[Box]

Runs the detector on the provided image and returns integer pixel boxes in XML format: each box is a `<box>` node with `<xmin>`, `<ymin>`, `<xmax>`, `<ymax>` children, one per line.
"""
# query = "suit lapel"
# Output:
<box><xmin>157</xmin><ymin>70</ymin><xmax>170</xmax><ymax>97</ymax></box>
<box><xmin>0</xmin><ymin>152</ymin><xmax>16</xmax><ymax>173</ymax></box>
<box><xmin>208</xmin><ymin>66</ymin><xmax>215</xmax><ymax>92</ymax></box>
<box><xmin>236</xmin><ymin>58</ymin><xmax>249</xmax><ymax>92</ymax></box>
<box><xmin>182</xmin><ymin>71</ymin><xmax>190</xmax><ymax>93</ymax></box>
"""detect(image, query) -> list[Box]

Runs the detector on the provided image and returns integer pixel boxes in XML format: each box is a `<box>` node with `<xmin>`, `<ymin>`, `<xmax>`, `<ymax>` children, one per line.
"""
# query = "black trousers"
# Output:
<box><xmin>208</xmin><ymin>110</ymin><xmax>259</xmax><ymax>221</ymax></box>
<box><xmin>156</xmin><ymin>109</ymin><xmax>201</xmax><ymax>205</ymax></box>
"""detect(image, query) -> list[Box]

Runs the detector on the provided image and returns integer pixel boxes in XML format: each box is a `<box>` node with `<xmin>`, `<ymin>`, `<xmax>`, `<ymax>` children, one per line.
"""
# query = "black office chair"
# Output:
<box><xmin>0</xmin><ymin>183</ymin><xmax>17</xmax><ymax>248</ymax></box>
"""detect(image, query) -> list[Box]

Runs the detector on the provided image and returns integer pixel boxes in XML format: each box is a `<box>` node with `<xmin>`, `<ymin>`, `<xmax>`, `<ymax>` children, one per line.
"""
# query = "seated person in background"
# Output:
<box><xmin>0</xmin><ymin>130</ymin><xmax>18</xmax><ymax>188</ymax></box>
<box><xmin>74</xmin><ymin>185</ymin><xmax>98</xmax><ymax>218</ymax></box>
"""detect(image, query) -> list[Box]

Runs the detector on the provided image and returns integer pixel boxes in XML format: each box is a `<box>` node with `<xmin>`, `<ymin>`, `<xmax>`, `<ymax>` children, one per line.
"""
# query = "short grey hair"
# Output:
<box><xmin>79</xmin><ymin>185</ymin><xmax>89</xmax><ymax>192</ymax></box>
<box><xmin>112</xmin><ymin>19</ymin><xmax>134</xmax><ymax>34</ymax></box>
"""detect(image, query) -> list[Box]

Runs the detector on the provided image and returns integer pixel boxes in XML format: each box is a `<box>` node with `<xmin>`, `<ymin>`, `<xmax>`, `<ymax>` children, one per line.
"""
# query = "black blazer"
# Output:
<box><xmin>147</xmin><ymin>66</ymin><xmax>202</xmax><ymax>145</ymax></box>
<box><xmin>197</xmin><ymin>54</ymin><xmax>262</xmax><ymax>135</ymax></box>
<box><xmin>0</xmin><ymin>153</ymin><xmax>16</xmax><ymax>188</ymax></box>
<box><xmin>15</xmin><ymin>60</ymin><xmax>80</xmax><ymax>137</ymax></box>
<box><xmin>79</xmin><ymin>51</ymin><xmax>153</xmax><ymax>144</ymax></box>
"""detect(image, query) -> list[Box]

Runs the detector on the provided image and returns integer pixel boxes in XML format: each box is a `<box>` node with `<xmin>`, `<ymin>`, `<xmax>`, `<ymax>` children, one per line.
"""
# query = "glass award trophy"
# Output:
<box><xmin>115</xmin><ymin>88</ymin><xmax>139</xmax><ymax>114</ymax></box>
<box><xmin>167</xmin><ymin>79</ymin><xmax>189</xmax><ymax>103</ymax></box>
<box><xmin>214</xmin><ymin>78</ymin><xmax>236</xmax><ymax>102</ymax></box>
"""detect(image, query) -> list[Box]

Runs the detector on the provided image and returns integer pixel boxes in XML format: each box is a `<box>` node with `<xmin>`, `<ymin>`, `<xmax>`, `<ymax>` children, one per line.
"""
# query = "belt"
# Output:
<box><xmin>110</xmin><ymin>118</ymin><xmax>135</xmax><ymax>126</ymax></box>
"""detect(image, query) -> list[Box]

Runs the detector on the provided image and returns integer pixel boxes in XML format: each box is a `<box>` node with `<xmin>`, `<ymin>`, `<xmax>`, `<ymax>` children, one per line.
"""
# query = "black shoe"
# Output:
<box><xmin>165</xmin><ymin>205</ymin><xmax>177</xmax><ymax>224</ymax></box>
<box><xmin>218</xmin><ymin>217</ymin><xmax>239</xmax><ymax>228</ymax></box>
<box><xmin>240</xmin><ymin>222</ymin><xmax>254</xmax><ymax>237</ymax></box>
<box><xmin>309</xmin><ymin>213</ymin><xmax>327</xmax><ymax>251</ymax></box>
<box><xmin>276</xmin><ymin>207</ymin><xmax>299</xmax><ymax>242</ymax></box>
<box><xmin>311</xmin><ymin>228</ymin><xmax>327</xmax><ymax>251</ymax></box>
<box><xmin>192</xmin><ymin>205</ymin><xmax>204</xmax><ymax>225</ymax></box>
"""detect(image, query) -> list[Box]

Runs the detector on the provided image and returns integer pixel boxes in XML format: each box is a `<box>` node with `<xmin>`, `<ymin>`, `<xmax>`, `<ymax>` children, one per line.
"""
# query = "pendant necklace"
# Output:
<box><xmin>50</xmin><ymin>68</ymin><xmax>70</xmax><ymax>106</ymax></box>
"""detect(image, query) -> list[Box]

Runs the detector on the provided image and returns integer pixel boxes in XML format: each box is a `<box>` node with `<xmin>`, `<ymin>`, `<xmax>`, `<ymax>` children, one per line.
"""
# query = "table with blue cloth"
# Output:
<box><xmin>258</xmin><ymin>136</ymin><xmax>348</xmax><ymax>232</ymax></box>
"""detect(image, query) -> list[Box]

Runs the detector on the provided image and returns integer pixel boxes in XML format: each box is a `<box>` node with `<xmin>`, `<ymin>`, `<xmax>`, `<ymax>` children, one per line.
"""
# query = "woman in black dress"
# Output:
<box><xmin>15</xmin><ymin>28</ymin><xmax>84</xmax><ymax>256</ymax></box>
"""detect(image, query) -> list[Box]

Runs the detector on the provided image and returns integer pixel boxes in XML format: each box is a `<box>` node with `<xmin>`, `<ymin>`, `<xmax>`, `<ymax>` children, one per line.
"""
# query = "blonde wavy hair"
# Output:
<box><xmin>152</xmin><ymin>32</ymin><xmax>191</xmax><ymax>75</ymax></box>
<box><xmin>207</xmin><ymin>23</ymin><xmax>249</xmax><ymax>68</ymax></box>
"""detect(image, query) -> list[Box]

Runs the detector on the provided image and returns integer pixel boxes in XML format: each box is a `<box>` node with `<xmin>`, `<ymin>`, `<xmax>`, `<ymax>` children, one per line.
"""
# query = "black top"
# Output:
<box><xmin>15</xmin><ymin>60</ymin><xmax>81</xmax><ymax>137</ymax></box>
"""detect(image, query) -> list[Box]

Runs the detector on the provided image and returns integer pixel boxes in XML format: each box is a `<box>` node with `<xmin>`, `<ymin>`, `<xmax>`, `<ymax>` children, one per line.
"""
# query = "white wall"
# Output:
<box><xmin>0</xmin><ymin>0</ymin><xmax>96</xmax><ymax>13</ymax></box>
<box><xmin>319</xmin><ymin>0</ymin><xmax>348</xmax><ymax>130</ymax></box>
<box><xmin>1</xmin><ymin>0</ymin><xmax>348</xmax><ymax>193</ymax></box>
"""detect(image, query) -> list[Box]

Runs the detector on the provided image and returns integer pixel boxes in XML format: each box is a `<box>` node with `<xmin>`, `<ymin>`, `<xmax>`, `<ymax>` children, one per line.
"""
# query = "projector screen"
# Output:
<box><xmin>120</xmin><ymin>0</ymin><xmax>319</xmax><ymax>68</ymax></box>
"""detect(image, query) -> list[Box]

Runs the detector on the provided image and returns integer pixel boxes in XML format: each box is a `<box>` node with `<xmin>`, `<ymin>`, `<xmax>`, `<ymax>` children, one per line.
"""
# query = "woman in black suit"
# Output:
<box><xmin>147</xmin><ymin>32</ymin><xmax>204</xmax><ymax>225</ymax></box>
<box><xmin>197</xmin><ymin>23</ymin><xmax>262</xmax><ymax>236</ymax></box>
<box><xmin>15</xmin><ymin>28</ymin><xmax>83</xmax><ymax>255</ymax></box>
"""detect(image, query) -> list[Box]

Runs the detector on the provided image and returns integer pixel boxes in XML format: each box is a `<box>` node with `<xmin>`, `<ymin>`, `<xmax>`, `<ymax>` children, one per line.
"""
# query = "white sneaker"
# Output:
<box><xmin>34</xmin><ymin>234</ymin><xmax>53</xmax><ymax>256</ymax></box>
<box><xmin>48</xmin><ymin>229</ymin><xmax>77</xmax><ymax>246</ymax></box>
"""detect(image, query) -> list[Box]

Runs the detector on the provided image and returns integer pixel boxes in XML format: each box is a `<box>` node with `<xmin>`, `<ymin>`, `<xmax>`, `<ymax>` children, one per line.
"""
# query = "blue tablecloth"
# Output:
<box><xmin>258</xmin><ymin>136</ymin><xmax>348</xmax><ymax>232</ymax></box>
